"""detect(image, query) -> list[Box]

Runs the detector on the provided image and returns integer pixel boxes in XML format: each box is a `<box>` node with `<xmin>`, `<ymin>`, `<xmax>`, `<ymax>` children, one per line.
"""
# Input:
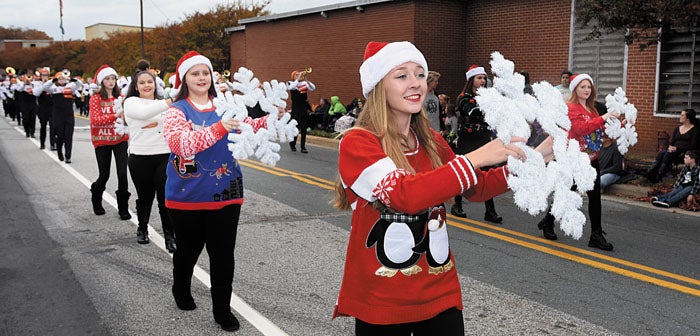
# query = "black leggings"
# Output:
<box><xmin>128</xmin><ymin>153</ymin><xmax>172</xmax><ymax>232</ymax></box>
<box><xmin>93</xmin><ymin>141</ymin><xmax>129</xmax><ymax>192</ymax></box>
<box><xmin>355</xmin><ymin>308</ymin><xmax>464</xmax><ymax>336</ymax></box>
<box><xmin>169</xmin><ymin>204</ymin><xmax>241</xmax><ymax>292</ymax></box>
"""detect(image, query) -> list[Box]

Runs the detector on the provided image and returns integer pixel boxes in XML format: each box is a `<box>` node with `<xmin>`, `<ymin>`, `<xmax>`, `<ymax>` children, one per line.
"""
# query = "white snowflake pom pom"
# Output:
<box><xmin>550</xmin><ymin>188</ymin><xmax>585</xmax><ymax>239</ymax></box>
<box><xmin>506</xmin><ymin>145</ymin><xmax>552</xmax><ymax>215</ymax></box>
<box><xmin>113</xmin><ymin>117</ymin><xmax>129</xmax><ymax>135</ymax></box>
<box><xmin>489</xmin><ymin>51</ymin><xmax>515</xmax><ymax>79</ymax></box>
<box><xmin>227</xmin><ymin>123</ymin><xmax>256</xmax><ymax>160</ymax></box>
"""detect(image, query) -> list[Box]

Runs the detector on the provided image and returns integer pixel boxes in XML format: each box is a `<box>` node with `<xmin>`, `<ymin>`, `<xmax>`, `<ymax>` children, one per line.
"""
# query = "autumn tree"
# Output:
<box><xmin>0</xmin><ymin>26</ymin><xmax>52</xmax><ymax>40</ymax></box>
<box><xmin>576</xmin><ymin>0</ymin><xmax>700</xmax><ymax>48</ymax></box>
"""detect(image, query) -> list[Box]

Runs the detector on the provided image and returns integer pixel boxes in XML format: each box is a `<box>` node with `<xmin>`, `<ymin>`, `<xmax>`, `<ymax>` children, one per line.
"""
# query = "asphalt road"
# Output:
<box><xmin>0</xmin><ymin>114</ymin><xmax>698</xmax><ymax>335</ymax></box>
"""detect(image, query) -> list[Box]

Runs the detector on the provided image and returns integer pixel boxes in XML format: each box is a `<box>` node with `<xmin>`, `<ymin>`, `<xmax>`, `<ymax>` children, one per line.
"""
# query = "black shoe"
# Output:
<box><xmin>484</xmin><ymin>210</ymin><xmax>503</xmax><ymax>224</ymax></box>
<box><xmin>588</xmin><ymin>231</ymin><xmax>613</xmax><ymax>251</ymax></box>
<box><xmin>165</xmin><ymin>237</ymin><xmax>177</xmax><ymax>253</ymax></box>
<box><xmin>57</xmin><ymin>152</ymin><xmax>64</xmax><ymax>161</ymax></box>
<box><xmin>30</xmin><ymin>134</ymin><xmax>35</xmax><ymax>138</ymax></box>
<box><xmin>65</xmin><ymin>158</ymin><xmax>71</xmax><ymax>164</ymax></box>
<box><xmin>136</xmin><ymin>230</ymin><xmax>150</xmax><ymax>244</ymax></box>
<box><xmin>40</xmin><ymin>144</ymin><xmax>45</xmax><ymax>150</ymax></box>
<box><xmin>172</xmin><ymin>286</ymin><xmax>196</xmax><ymax>311</ymax></box>
<box><xmin>537</xmin><ymin>217</ymin><xmax>558</xmax><ymax>240</ymax></box>
<box><xmin>214</xmin><ymin>311</ymin><xmax>240</xmax><ymax>332</ymax></box>
<box><xmin>450</xmin><ymin>204</ymin><xmax>466</xmax><ymax>218</ymax></box>
<box><xmin>119</xmin><ymin>210</ymin><xmax>132</xmax><ymax>220</ymax></box>
<box><xmin>50</xmin><ymin>144</ymin><xmax>56</xmax><ymax>151</ymax></box>
<box><xmin>300</xmin><ymin>148</ymin><xmax>308</xmax><ymax>153</ymax></box>
<box><xmin>290</xmin><ymin>146</ymin><xmax>296</xmax><ymax>152</ymax></box>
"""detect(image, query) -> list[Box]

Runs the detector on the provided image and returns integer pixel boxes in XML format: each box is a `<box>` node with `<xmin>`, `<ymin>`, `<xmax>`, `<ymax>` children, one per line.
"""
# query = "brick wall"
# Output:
<box><xmin>413</xmin><ymin>0</ymin><xmax>468</xmax><ymax>103</ymax></box>
<box><xmin>232</xmin><ymin>1</ymin><xmax>416</xmax><ymax>108</ymax></box>
<box><xmin>230</xmin><ymin>31</ymin><xmax>246</xmax><ymax>69</ymax></box>
<box><xmin>464</xmin><ymin>0</ymin><xmax>572</xmax><ymax>87</ymax></box>
<box><xmin>626</xmin><ymin>43</ymin><xmax>675</xmax><ymax>156</ymax></box>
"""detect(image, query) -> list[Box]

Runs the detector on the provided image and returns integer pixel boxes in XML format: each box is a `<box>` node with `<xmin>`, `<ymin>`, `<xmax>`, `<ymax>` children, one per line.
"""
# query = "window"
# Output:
<box><xmin>656</xmin><ymin>27</ymin><xmax>700</xmax><ymax>116</ymax></box>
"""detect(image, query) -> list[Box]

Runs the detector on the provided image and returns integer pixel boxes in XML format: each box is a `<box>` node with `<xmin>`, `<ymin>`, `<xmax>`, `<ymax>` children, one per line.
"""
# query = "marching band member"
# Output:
<box><xmin>43</xmin><ymin>70</ymin><xmax>83</xmax><ymax>162</ymax></box>
<box><xmin>287</xmin><ymin>68</ymin><xmax>315</xmax><ymax>153</ymax></box>
<box><xmin>35</xmin><ymin>68</ymin><xmax>55</xmax><ymax>150</ymax></box>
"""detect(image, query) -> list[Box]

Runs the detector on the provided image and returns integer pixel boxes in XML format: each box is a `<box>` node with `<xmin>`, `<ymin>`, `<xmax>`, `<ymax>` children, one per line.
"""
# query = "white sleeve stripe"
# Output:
<box><xmin>350</xmin><ymin>156</ymin><xmax>397</xmax><ymax>201</ymax></box>
<box><xmin>502</xmin><ymin>166</ymin><xmax>508</xmax><ymax>180</ymax></box>
<box><xmin>463</xmin><ymin>156</ymin><xmax>477</xmax><ymax>188</ymax></box>
<box><xmin>448</xmin><ymin>161</ymin><xmax>465</xmax><ymax>193</ymax></box>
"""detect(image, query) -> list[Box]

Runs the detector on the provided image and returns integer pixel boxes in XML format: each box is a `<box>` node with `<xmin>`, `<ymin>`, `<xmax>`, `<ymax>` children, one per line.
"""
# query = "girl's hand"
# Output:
<box><xmin>535</xmin><ymin>136</ymin><xmax>554</xmax><ymax>163</ymax></box>
<box><xmin>466</xmin><ymin>137</ymin><xmax>527</xmax><ymax>169</ymax></box>
<box><xmin>221</xmin><ymin>118</ymin><xmax>240</xmax><ymax>132</ymax></box>
<box><xmin>277</xmin><ymin>106</ymin><xmax>285</xmax><ymax>120</ymax></box>
<box><xmin>668</xmin><ymin>145</ymin><xmax>677</xmax><ymax>153</ymax></box>
<box><xmin>602</xmin><ymin>111</ymin><xmax>619</xmax><ymax>120</ymax></box>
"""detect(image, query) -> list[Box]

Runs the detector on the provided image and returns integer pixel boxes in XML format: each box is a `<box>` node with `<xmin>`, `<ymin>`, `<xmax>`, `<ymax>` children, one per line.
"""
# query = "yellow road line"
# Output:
<box><xmin>241</xmin><ymin>159</ymin><xmax>700</xmax><ymax>296</ymax></box>
<box><xmin>448</xmin><ymin>220</ymin><xmax>700</xmax><ymax>297</ymax></box>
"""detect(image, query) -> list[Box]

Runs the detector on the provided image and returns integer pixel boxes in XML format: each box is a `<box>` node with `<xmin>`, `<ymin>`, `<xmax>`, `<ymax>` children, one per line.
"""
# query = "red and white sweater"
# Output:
<box><xmin>333</xmin><ymin>128</ymin><xmax>509</xmax><ymax>325</ymax></box>
<box><xmin>89</xmin><ymin>95</ymin><xmax>128</xmax><ymax>148</ymax></box>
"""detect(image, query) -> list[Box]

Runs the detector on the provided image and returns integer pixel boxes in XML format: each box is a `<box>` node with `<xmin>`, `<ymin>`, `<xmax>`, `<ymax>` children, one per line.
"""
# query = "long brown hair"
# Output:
<box><xmin>332</xmin><ymin>79</ymin><xmax>444</xmax><ymax>210</ymax></box>
<box><xmin>173</xmin><ymin>72</ymin><xmax>217</xmax><ymax>102</ymax></box>
<box><xmin>567</xmin><ymin>78</ymin><xmax>598</xmax><ymax>114</ymax></box>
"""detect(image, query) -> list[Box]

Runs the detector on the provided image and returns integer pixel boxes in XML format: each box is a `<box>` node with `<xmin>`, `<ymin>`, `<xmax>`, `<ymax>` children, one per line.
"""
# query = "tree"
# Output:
<box><xmin>576</xmin><ymin>0</ymin><xmax>700</xmax><ymax>48</ymax></box>
<box><xmin>0</xmin><ymin>26</ymin><xmax>52</xmax><ymax>40</ymax></box>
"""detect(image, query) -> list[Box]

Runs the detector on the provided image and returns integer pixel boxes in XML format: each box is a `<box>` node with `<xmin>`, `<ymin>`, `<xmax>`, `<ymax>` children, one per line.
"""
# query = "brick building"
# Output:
<box><xmin>228</xmin><ymin>0</ymin><xmax>698</xmax><ymax>156</ymax></box>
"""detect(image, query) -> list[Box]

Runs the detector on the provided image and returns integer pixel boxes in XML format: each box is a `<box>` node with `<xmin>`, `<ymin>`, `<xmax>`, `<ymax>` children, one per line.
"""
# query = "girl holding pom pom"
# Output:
<box><xmin>162</xmin><ymin>51</ymin><xmax>280</xmax><ymax>332</ymax></box>
<box><xmin>536</xmin><ymin>74</ymin><xmax>619</xmax><ymax>251</ymax></box>
<box><xmin>332</xmin><ymin>41</ymin><xmax>552</xmax><ymax>335</ymax></box>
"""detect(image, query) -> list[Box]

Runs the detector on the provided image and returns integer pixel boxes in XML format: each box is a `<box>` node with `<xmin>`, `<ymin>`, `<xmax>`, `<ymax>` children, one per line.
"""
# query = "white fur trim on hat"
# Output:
<box><xmin>96</xmin><ymin>66</ymin><xmax>117</xmax><ymax>85</ymax></box>
<box><xmin>177</xmin><ymin>55</ymin><xmax>213</xmax><ymax>84</ymax></box>
<box><xmin>466</xmin><ymin>66</ymin><xmax>486</xmax><ymax>80</ymax></box>
<box><xmin>359</xmin><ymin>41</ymin><xmax>428</xmax><ymax>98</ymax></box>
<box><xmin>569</xmin><ymin>73</ymin><xmax>593</xmax><ymax>92</ymax></box>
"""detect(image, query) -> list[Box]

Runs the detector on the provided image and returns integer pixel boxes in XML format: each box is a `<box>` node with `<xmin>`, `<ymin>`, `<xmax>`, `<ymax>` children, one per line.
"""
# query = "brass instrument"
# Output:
<box><xmin>223</xmin><ymin>70</ymin><xmax>231</xmax><ymax>78</ymax></box>
<box><xmin>300</xmin><ymin>67</ymin><xmax>312</xmax><ymax>80</ymax></box>
<box><xmin>155</xmin><ymin>69</ymin><xmax>161</xmax><ymax>76</ymax></box>
<box><xmin>5</xmin><ymin>67</ymin><xmax>16</xmax><ymax>76</ymax></box>
<box><xmin>62</xmin><ymin>69</ymin><xmax>71</xmax><ymax>78</ymax></box>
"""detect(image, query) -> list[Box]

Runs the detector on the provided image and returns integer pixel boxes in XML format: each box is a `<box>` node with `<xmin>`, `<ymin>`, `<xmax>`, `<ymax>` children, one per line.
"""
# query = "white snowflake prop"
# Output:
<box><xmin>604</xmin><ymin>88</ymin><xmax>638</xmax><ymax>155</ymax></box>
<box><xmin>212</xmin><ymin>67</ymin><xmax>297</xmax><ymax>166</ymax></box>
<box><xmin>475</xmin><ymin>52</ymin><xmax>597</xmax><ymax>239</ymax></box>
<box><xmin>112</xmin><ymin>96</ymin><xmax>129</xmax><ymax>135</ymax></box>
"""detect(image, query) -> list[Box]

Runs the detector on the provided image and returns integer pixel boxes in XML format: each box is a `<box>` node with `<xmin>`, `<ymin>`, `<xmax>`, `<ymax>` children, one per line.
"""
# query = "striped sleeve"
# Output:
<box><xmin>163</xmin><ymin>106</ymin><xmax>228</xmax><ymax>158</ymax></box>
<box><xmin>339</xmin><ymin>129</ymin><xmax>480</xmax><ymax>215</ymax></box>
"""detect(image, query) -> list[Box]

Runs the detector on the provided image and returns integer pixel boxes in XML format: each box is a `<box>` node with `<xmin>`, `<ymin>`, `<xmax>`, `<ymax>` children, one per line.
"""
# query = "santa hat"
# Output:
<box><xmin>569</xmin><ymin>73</ymin><xmax>593</xmax><ymax>92</ymax></box>
<box><xmin>359</xmin><ymin>41</ymin><xmax>428</xmax><ymax>98</ymax></box>
<box><xmin>174</xmin><ymin>50</ymin><xmax>213</xmax><ymax>89</ymax></box>
<box><xmin>168</xmin><ymin>73</ymin><xmax>176</xmax><ymax>86</ymax></box>
<box><xmin>465</xmin><ymin>64</ymin><xmax>486</xmax><ymax>80</ymax></box>
<box><xmin>95</xmin><ymin>64</ymin><xmax>118</xmax><ymax>85</ymax></box>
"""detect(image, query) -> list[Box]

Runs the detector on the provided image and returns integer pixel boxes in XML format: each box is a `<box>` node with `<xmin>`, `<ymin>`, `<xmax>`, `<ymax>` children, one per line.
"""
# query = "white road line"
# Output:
<box><xmin>13</xmin><ymin>123</ymin><xmax>288</xmax><ymax>336</ymax></box>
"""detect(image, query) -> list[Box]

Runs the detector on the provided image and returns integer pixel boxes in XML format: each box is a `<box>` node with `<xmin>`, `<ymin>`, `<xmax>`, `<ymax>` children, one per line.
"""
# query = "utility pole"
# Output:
<box><xmin>140</xmin><ymin>0</ymin><xmax>145</xmax><ymax>58</ymax></box>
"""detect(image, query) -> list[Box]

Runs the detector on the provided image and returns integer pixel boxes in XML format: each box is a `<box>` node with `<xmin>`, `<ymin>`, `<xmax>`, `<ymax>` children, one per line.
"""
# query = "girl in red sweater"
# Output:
<box><xmin>332</xmin><ymin>41</ymin><xmax>552</xmax><ymax>335</ymax></box>
<box><xmin>89</xmin><ymin>64</ymin><xmax>131</xmax><ymax>220</ymax></box>
<box><xmin>536</xmin><ymin>74</ymin><xmax>619</xmax><ymax>250</ymax></box>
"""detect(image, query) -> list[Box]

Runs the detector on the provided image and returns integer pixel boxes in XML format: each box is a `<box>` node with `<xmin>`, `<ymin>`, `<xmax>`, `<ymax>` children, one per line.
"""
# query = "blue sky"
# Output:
<box><xmin>2</xmin><ymin>0</ymin><xmax>346</xmax><ymax>40</ymax></box>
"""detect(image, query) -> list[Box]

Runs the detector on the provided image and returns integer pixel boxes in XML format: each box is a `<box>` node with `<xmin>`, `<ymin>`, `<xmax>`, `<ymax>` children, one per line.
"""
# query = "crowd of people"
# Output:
<box><xmin>1</xmin><ymin>40</ymin><xmax>698</xmax><ymax>334</ymax></box>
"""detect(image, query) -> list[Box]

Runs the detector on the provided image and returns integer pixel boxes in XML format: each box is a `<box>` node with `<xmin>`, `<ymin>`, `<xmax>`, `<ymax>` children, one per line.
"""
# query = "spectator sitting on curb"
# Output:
<box><xmin>325</xmin><ymin>95</ymin><xmax>346</xmax><ymax>131</ymax></box>
<box><xmin>651</xmin><ymin>150</ymin><xmax>700</xmax><ymax>208</ymax></box>
<box><xmin>599</xmin><ymin>134</ymin><xmax>625</xmax><ymax>192</ymax></box>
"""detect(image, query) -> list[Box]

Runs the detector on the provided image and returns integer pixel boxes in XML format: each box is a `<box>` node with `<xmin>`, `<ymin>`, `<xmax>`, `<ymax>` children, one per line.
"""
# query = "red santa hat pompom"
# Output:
<box><xmin>174</xmin><ymin>50</ymin><xmax>213</xmax><ymax>89</ymax></box>
<box><xmin>95</xmin><ymin>64</ymin><xmax>118</xmax><ymax>85</ymax></box>
<box><xmin>359</xmin><ymin>41</ymin><xmax>428</xmax><ymax>98</ymax></box>
<box><xmin>569</xmin><ymin>73</ymin><xmax>593</xmax><ymax>92</ymax></box>
<box><xmin>465</xmin><ymin>64</ymin><xmax>486</xmax><ymax>80</ymax></box>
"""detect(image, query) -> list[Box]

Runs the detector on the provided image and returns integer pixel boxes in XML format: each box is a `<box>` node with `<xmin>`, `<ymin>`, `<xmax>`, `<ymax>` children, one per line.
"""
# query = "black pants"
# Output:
<box><xmin>290</xmin><ymin>116</ymin><xmax>307</xmax><ymax>150</ymax></box>
<box><xmin>93</xmin><ymin>141</ymin><xmax>129</xmax><ymax>192</ymax></box>
<box><xmin>170</xmin><ymin>204</ymin><xmax>241</xmax><ymax>310</ymax></box>
<box><xmin>37</xmin><ymin>108</ymin><xmax>54</xmax><ymax>148</ymax></box>
<box><xmin>22</xmin><ymin>103</ymin><xmax>37</xmax><ymax>136</ymax></box>
<box><xmin>55</xmin><ymin>115</ymin><xmax>74</xmax><ymax>159</ymax></box>
<box><xmin>355</xmin><ymin>307</ymin><xmax>464</xmax><ymax>336</ymax></box>
<box><xmin>128</xmin><ymin>153</ymin><xmax>173</xmax><ymax>233</ymax></box>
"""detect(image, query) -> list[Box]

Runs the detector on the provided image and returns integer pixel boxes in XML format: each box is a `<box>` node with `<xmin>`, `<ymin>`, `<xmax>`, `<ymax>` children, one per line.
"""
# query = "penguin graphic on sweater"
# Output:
<box><xmin>366</xmin><ymin>211</ymin><xmax>429</xmax><ymax>277</ymax></box>
<box><xmin>413</xmin><ymin>205</ymin><xmax>454</xmax><ymax>275</ymax></box>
